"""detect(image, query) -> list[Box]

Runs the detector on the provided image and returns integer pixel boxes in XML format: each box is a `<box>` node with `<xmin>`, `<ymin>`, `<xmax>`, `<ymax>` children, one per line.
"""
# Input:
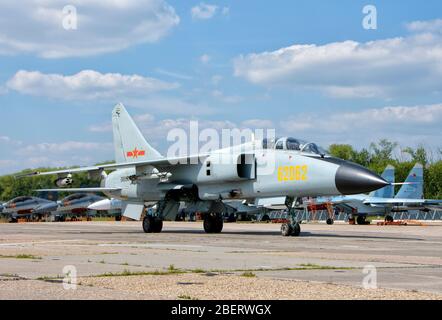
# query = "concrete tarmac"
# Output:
<box><xmin>0</xmin><ymin>221</ymin><xmax>441</xmax><ymax>299</ymax></box>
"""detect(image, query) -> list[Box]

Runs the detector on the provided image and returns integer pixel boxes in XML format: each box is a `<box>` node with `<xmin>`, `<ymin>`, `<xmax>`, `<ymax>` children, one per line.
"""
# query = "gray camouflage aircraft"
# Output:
<box><xmin>24</xmin><ymin>103</ymin><xmax>388</xmax><ymax>236</ymax></box>
<box><xmin>314</xmin><ymin>163</ymin><xmax>442</xmax><ymax>224</ymax></box>
<box><xmin>2</xmin><ymin>196</ymin><xmax>58</xmax><ymax>222</ymax></box>
<box><xmin>53</xmin><ymin>193</ymin><xmax>105</xmax><ymax>221</ymax></box>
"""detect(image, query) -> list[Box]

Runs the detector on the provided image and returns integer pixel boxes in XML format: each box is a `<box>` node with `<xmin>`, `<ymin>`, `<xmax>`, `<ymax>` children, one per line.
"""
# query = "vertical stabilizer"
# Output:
<box><xmin>395</xmin><ymin>163</ymin><xmax>424</xmax><ymax>199</ymax></box>
<box><xmin>112</xmin><ymin>103</ymin><xmax>163</xmax><ymax>163</ymax></box>
<box><xmin>369</xmin><ymin>165</ymin><xmax>395</xmax><ymax>198</ymax></box>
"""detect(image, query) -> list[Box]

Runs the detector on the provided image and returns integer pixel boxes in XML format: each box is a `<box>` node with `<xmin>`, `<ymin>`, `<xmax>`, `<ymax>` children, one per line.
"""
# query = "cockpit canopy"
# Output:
<box><xmin>10</xmin><ymin>196</ymin><xmax>33</xmax><ymax>203</ymax></box>
<box><xmin>262</xmin><ymin>137</ymin><xmax>327</xmax><ymax>155</ymax></box>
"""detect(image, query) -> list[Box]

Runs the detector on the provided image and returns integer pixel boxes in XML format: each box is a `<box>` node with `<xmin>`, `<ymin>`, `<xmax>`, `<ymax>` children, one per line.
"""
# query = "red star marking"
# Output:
<box><xmin>127</xmin><ymin>148</ymin><xmax>145</xmax><ymax>158</ymax></box>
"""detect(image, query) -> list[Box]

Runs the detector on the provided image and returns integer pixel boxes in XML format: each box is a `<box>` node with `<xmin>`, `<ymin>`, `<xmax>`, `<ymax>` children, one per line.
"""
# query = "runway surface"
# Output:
<box><xmin>0</xmin><ymin>221</ymin><xmax>441</xmax><ymax>299</ymax></box>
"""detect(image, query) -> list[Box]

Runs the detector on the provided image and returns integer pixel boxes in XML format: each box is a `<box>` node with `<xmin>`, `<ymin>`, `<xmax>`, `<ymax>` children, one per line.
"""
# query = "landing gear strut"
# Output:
<box><xmin>203</xmin><ymin>213</ymin><xmax>223</xmax><ymax>233</ymax></box>
<box><xmin>142</xmin><ymin>215</ymin><xmax>163</xmax><ymax>233</ymax></box>
<box><xmin>282</xmin><ymin>197</ymin><xmax>301</xmax><ymax>237</ymax></box>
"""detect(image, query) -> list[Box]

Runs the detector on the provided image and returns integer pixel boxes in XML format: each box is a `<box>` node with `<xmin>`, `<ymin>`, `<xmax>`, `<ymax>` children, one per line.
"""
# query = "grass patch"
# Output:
<box><xmin>240</xmin><ymin>271</ymin><xmax>256</xmax><ymax>278</ymax></box>
<box><xmin>96</xmin><ymin>268</ymin><xmax>185</xmax><ymax>278</ymax></box>
<box><xmin>0</xmin><ymin>254</ymin><xmax>42</xmax><ymax>260</ymax></box>
<box><xmin>190</xmin><ymin>268</ymin><xmax>206</xmax><ymax>273</ymax></box>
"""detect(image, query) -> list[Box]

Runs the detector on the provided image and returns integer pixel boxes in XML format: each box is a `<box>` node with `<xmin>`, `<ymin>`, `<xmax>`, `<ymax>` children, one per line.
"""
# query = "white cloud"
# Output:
<box><xmin>7</xmin><ymin>70</ymin><xmax>179</xmax><ymax>100</ymax></box>
<box><xmin>0</xmin><ymin>0</ymin><xmax>179</xmax><ymax>58</ymax></box>
<box><xmin>155</xmin><ymin>68</ymin><xmax>193</xmax><ymax>80</ymax></box>
<box><xmin>241</xmin><ymin>119</ymin><xmax>274</xmax><ymax>129</ymax></box>
<box><xmin>278</xmin><ymin>103</ymin><xmax>442</xmax><ymax>148</ymax></box>
<box><xmin>17</xmin><ymin>141</ymin><xmax>112</xmax><ymax>156</ymax></box>
<box><xmin>191</xmin><ymin>3</ymin><xmax>218</xmax><ymax>20</ymax></box>
<box><xmin>234</xmin><ymin>19</ymin><xmax>442</xmax><ymax>98</ymax></box>
<box><xmin>406</xmin><ymin>19</ymin><xmax>442</xmax><ymax>33</ymax></box>
<box><xmin>211</xmin><ymin>90</ymin><xmax>243</xmax><ymax>103</ymax></box>
<box><xmin>200</xmin><ymin>54</ymin><xmax>211</xmax><ymax>64</ymax></box>
<box><xmin>221</xmin><ymin>7</ymin><xmax>230</xmax><ymax>16</ymax></box>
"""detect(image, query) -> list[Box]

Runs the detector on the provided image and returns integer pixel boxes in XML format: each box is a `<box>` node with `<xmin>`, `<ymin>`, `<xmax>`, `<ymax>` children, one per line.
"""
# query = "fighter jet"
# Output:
<box><xmin>23</xmin><ymin>103</ymin><xmax>388</xmax><ymax>237</ymax></box>
<box><xmin>53</xmin><ymin>193</ymin><xmax>105</xmax><ymax>221</ymax></box>
<box><xmin>314</xmin><ymin>163</ymin><xmax>442</xmax><ymax>224</ymax></box>
<box><xmin>2</xmin><ymin>196</ymin><xmax>58</xmax><ymax>222</ymax></box>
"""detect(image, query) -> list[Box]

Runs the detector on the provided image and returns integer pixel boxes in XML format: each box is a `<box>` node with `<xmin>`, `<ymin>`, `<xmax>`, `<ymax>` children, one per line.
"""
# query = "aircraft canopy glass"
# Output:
<box><xmin>262</xmin><ymin>137</ymin><xmax>327</xmax><ymax>155</ymax></box>
<box><xmin>11</xmin><ymin>196</ymin><xmax>33</xmax><ymax>203</ymax></box>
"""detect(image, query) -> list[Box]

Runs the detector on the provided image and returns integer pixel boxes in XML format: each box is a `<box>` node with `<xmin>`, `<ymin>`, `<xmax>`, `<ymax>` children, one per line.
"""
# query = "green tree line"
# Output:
<box><xmin>0</xmin><ymin>140</ymin><xmax>441</xmax><ymax>201</ymax></box>
<box><xmin>329</xmin><ymin>139</ymin><xmax>442</xmax><ymax>199</ymax></box>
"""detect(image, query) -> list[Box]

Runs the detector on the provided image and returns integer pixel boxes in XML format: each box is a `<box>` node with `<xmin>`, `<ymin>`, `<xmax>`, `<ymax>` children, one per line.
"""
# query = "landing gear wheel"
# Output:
<box><xmin>143</xmin><ymin>216</ymin><xmax>163</xmax><ymax>233</ymax></box>
<box><xmin>326</xmin><ymin>218</ymin><xmax>334</xmax><ymax>225</ymax></box>
<box><xmin>143</xmin><ymin>216</ymin><xmax>154</xmax><ymax>233</ymax></box>
<box><xmin>291</xmin><ymin>223</ymin><xmax>301</xmax><ymax>237</ymax></box>
<box><xmin>115</xmin><ymin>215</ymin><xmax>122</xmax><ymax>221</ymax></box>
<box><xmin>9</xmin><ymin>217</ymin><xmax>18</xmax><ymax>223</ymax></box>
<box><xmin>356</xmin><ymin>216</ymin><xmax>366</xmax><ymax>225</ymax></box>
<box><xmin>281</xmin><ymin>223</ymin><xmax>293</xmax><ymax>236</ymax></box>
<box><xmin>152</xmin><ymin>218</ymin><xmax>163</xmax><ymax>233</ymax></box>
<box><xmin>203</xmin><ymin>214</ymin><xmax>223</xmax><ymax>233</ymax></box>
<box><xmin>385</xmin><ymin>215</ymin><xmax>394</xmax><ymax>223</ymax></box>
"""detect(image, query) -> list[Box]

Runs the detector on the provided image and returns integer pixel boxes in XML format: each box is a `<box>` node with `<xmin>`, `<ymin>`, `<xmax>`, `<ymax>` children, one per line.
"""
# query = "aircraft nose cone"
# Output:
<box><xmin>335</xmin><ymin>161</ymin><xmax>388</xmax><ymax>195</ymax></box>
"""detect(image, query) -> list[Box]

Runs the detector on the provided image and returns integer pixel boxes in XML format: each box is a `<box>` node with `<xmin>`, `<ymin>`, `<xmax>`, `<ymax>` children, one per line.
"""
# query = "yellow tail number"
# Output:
<box><xmin>278</xmin><ymin>165</ymin><xmax>307</xmax><ymax>182</ymax></box>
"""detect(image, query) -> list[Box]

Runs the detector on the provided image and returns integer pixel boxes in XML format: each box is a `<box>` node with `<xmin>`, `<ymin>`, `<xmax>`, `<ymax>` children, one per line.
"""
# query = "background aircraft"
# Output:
<box><xmin>2</xmin><ymin>196</ymin><xmax>58</xmax><ymax>222</ymax></box>
<box><xmin>315</xmin><ymin>163</ymin><xmax>442</xmax><ymax>224</ymax></box>
<box><xmin>53</xmin><ymin>193</ymin><xmax>105</xmax><ymax>221</ymax></box>
<box><xmin>24</xmin><ymin>103</ymin><xmax>388</xmax><ymax>237</ymax></box>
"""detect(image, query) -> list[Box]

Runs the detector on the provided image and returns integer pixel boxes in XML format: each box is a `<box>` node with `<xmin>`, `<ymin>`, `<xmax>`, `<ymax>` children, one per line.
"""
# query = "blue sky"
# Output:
<box><xmin>1</xmin><ymin>0</ymin><xmax>442</xmax><ymax>174</ymax></box>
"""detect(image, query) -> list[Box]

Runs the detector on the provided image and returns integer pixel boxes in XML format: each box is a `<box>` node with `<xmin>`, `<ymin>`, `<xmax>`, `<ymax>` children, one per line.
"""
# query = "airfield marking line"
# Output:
<box><xmin>0</xmin><ymin>239</ymin><xmax>84</xmax><ymax>247</ymax></box>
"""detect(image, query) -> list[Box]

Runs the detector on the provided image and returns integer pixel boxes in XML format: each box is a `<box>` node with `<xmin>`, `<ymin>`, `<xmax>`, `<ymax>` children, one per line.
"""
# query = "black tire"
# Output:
<box><xmin>326</xmin><ymin>218</ymin><xmax>334</xmax><ymax>225</ymax></box>
<box><xmin>281</xmin><ymin>223</ymin><xmax>293</xmax><ymax>237</ymax></box>
<box><xmin>356</xmin><ymin>215</ymin><xmax>366</xmax><ymax>225</ymax></box>
<box><xmin>385</xmin><ymin>215</ymin><xmax>394</xmax><ymax>223</ymax></box>
<box><xmin>214</xmin><ymin>217</ymin><xmax>223</xmax><ymax>233</ymax></box>
<box><xmin>261</xmin><ymin>214</ymin><xmax>271</xmax><ymax>222</ymax></box>
<box><xmin>9</xmin><ymin>217</ymin><xmax>18</xmax><ymax>223</ymax></box>
<box><xmin>291</xmin><ymin>223</ymin><xmax>301</xmax><ymax>237</ymax></box>
<box><xmin>203</xmin><ymin>214</ymin><xmax>223</xmax><ymax>233</ymax></box>
<box><xmin>152</xmin><ymin>218</ymin><xmax>163</xmax><ymax>233</ymax></box>
<box><xmin>115</xmin><ymin>215</ymin><xmax>122</xmax><ymax>221</ymax></box>
<box><xmin>142</xmin><ymin>215</ymin><xmax>154</xmax><ymax>233</ymax></box>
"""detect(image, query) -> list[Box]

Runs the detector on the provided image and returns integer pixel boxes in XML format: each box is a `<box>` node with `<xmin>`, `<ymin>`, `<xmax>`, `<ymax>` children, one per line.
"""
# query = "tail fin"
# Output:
<box><xmin>369</xmin><ymin>165</ymin><xmax>395</xmax><ymax>198</ymax></box>
<box><xmin>112</xmin><ymin>103</ymin><xmax>163</xmax><ymax>163</ymax></box>
<box><xmin>395</xmin><ymin>163</ymin><xmax>423</xmax><ymax>199</ymax></box>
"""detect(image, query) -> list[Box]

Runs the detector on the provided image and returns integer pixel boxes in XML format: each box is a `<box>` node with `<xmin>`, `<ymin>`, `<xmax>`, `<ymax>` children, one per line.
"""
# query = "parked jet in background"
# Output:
<box><xmin>53</xmin><ymin>193</ymin><xmax>105</xmax><ymax>221</ymax></box>
<box><xmin>23</xmin><ymin>103</ymin><xmax>388</xmax><ymax>237</ymax></box>
<box><xmin>2</xmin><ymin>196</ymin><xmax>58</xmax><ymax>222</ymax></box>
<box><xmin>315</xmin><ymin>163</ymin><xmax>442</xmax><ymax>224</ymax></box>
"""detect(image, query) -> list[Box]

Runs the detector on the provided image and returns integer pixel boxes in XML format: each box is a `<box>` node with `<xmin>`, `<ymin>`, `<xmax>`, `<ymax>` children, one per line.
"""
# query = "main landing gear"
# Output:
<box><xmin>203</xmin><ymin>213</ymin><xmax>223</xmax><ymax>233</ymax></box>
<box><xmin>142</xmin><ymin>215</ymin><xmax>163</xmax><ymax>233</ymax></box>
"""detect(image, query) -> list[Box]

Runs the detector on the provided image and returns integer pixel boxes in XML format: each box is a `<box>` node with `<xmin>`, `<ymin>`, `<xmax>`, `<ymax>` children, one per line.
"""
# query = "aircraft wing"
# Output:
<box><xmin>363</xmin><ymin>198</ymin><xmax>426</xmax><ymax>205</ymax></box>
<box><xmin>36</xmin><ymin>187</ymin><xmax>122</xmax><ymax>193</ymax></box>
<box><xmin>18</xmin><ymin>155</ymin><xmax>207</xmax><ymax>177</ymax></box>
